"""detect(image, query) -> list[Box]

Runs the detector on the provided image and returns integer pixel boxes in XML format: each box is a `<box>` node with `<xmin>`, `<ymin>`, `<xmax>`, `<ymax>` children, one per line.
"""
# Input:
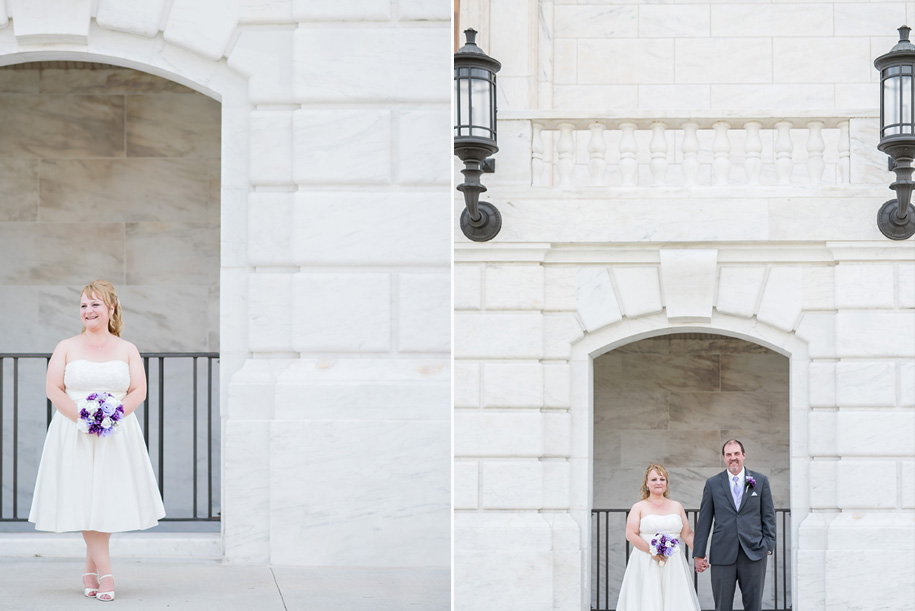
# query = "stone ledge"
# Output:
<box><xmin>0</xmin><ymin>532</ymin><xmax>222</xmax><ymax>559</ymax></box>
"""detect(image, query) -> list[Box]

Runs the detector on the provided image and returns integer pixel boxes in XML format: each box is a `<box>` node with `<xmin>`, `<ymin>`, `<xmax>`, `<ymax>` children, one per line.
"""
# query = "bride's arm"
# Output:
<box><xmin>625</xmin><ymin>504</ymin><xmax>651</xmax><ymax>555</ymax></box>
<box><xmin>677</xmin><ymin>503</ymin><xmax>695</xmax><ymax>549</ymax></box>
<box><xmin>46</xmin><ymin>340</ymin><xmax>80</xmax><ymax>422</ymax></box>
<box><xmin>122</xmin><ymin>342</ymin><xmax>147</xmax><ymax>416</ymax></box>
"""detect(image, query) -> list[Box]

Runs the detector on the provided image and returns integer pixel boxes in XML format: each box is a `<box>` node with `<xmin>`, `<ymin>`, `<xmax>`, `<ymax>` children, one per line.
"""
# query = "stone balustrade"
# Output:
<box><xmin>504</xmin><ymin>111</ymin><xmax>868</xmax><ymax>189</ymax></box>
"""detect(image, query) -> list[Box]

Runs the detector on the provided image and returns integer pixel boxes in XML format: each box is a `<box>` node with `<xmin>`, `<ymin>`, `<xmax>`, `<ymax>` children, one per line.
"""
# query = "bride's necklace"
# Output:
<box><xmin>86</xmin><ymin>334</ymin><xmax>111</xmax><ymax>352</ymax></box>
<box><xmin>648</xmin><ymin>496</ymin><xmax>667</xmax><ymax>508</ymax></box>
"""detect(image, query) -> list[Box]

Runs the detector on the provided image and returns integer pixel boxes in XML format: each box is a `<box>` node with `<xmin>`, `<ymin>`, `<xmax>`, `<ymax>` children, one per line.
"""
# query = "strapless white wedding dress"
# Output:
<box><xmin>616</xmin><ymin>513</ymin><xmax>701</xmax><ymax>611</ymax></box>
<box><xmin>29</xmin><ymin>360</ymin><xmax>165</xmax><ymax>532</ymax></box>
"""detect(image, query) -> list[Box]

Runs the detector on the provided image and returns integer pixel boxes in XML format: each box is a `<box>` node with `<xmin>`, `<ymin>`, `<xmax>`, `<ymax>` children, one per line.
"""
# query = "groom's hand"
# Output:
<box><xmin>694</xmin><ymin>557</ymin><xmax>708</xmax><ymax>573</ymax></box>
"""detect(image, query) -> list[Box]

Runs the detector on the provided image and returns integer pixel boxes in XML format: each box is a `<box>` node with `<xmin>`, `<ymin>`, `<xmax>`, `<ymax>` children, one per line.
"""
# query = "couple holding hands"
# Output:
<box><xmin>616</xmin><ymin>439</ymin><xmax>776</xmax><ymax>611</ymax></box>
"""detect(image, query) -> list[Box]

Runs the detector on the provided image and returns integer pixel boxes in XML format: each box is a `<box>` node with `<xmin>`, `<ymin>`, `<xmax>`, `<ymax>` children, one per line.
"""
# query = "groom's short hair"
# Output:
<box><xmin>721</xmin><ymin>439</ymin><xmax>746</xmax><ymax>455</ymax></box>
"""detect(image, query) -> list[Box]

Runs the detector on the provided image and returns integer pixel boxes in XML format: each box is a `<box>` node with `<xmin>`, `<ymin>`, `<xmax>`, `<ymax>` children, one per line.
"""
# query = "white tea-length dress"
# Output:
<box><xmin>29</xmin><ymin>360</ymin><xmax>165</xmax><ymax>532</ymax></box>
<box><xmin>615</xmin><ymin>513</ymin><xmax>702</xmax><ymax>611</ymax></box>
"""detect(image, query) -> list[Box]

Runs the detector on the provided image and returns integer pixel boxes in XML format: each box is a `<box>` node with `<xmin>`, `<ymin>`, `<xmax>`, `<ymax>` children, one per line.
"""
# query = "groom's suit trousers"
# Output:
<box><xmin>710</xmin><ymin>545</ymin><xmax>767</xmax><ymax>611</ymax></box>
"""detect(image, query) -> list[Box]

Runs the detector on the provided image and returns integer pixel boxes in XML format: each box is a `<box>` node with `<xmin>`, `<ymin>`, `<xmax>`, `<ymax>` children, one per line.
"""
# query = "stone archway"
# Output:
<box><xmin>591</xmin><ymin>331</ymin><xmax>791</xmax><ymax>610</ymax></box>
<box><xmin>567</xmin><ymin>312</ymin><xmax>812</xmax><ymax>611</ymax></box>
<box><xmin>0</xmin><ymin>12</ymin><xmax>250</xmax><ymax>561</ymax></box>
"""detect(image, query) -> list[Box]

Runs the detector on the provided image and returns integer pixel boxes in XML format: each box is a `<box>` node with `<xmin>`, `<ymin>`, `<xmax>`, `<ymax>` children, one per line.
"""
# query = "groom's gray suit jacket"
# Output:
<box><xmin>693</xmin><ymin>469</ymin><xmax>776</xmax><ymax>565</ymax></box>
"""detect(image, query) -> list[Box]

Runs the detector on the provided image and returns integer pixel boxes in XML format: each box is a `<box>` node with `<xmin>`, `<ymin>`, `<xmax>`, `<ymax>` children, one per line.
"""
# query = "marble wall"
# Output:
<box><xmin>594</xmin><ymin>333</ymin><xmax>790</xmax><ymax>510</ymax></box>
<box><xmin>0</xmin><ymin>63</ymin><xmax>220</xmax><ymax>354</ymax></box>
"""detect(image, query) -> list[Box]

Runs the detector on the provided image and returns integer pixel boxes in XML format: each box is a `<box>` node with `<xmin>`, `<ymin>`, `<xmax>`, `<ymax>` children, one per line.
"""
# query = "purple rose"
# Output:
<box><xmin>746</xmin><ymin>476</ymin><xmax>756</xmax><ymax>489</ymax></box>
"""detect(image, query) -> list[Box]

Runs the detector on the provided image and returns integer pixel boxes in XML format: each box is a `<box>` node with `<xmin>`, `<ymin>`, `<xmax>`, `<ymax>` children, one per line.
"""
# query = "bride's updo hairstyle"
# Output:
<box><xmin>80</xmin><ymin>280</ymin><xmax>124</xmax><ymax>337</ymax></box>
<box><xmin>639</xmin><ymin>463</ymin><xmax>671</xmax><ymax>500</ymax></box>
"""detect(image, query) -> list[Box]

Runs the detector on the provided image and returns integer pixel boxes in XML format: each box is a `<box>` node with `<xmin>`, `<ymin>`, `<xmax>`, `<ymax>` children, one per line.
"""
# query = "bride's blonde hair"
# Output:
<box><xmin>80</xmin><ymin>280</ymin><xmax>124</xmax><ymax>337</ymax></box>
<box><xmin>640</xmin><ymin>463</ymin><xmax>671</xmax><ymax>500</ymax></box>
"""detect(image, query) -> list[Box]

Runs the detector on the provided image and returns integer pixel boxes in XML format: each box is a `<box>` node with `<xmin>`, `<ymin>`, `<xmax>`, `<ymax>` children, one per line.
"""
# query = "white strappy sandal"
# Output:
<box><xmin>96</xmin><ymin>574</ymin><xmax>115</xmax><ymax>602</ymax></box>
<box><xmin>83</xmin><ymin>572</ymin><xmax>99</xmax><ymax>598</ymax></box>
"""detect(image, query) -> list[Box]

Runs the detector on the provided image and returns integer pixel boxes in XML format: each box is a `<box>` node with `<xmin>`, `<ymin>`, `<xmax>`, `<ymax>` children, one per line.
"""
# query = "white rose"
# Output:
<box><xmin>101</xmin><ymin>417</ymin><xmax>113</xmax><ymax>429</ymax></box>
<box><xmin>76</xmin><ymin>419</ymin><xmax>90</xmax><ymax>433</ymax></box>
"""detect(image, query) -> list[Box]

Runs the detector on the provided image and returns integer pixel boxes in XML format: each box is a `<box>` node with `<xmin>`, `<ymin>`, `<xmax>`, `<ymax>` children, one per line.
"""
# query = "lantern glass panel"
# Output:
<box><xmin>470</xmin><ymin>72</ymin><xmax>493</xmax><ymax>137</ymax></box>
<box><xmin>884</xmin><ymin>67</ymin><xmax>902</xmax><ymax>136</ymax></box>
<box><xmin>457</xmin><ymin>74</ymin><xmax>471</xmax><ymax>136</ymax></box>
<box><xmin>904</xmin><ymin>74</ymin><xmax>913</xmax><ymax>134</ymax></box>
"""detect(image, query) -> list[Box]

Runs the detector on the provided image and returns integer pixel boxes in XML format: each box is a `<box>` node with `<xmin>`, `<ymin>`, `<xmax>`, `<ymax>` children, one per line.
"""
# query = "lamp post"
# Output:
<box><xmin>875</xmin><ymin>25</ymin><xmax>915</xmax><ymax>240</ymax></box>
<box><xmin>454</xmin><ymin>29</ymin><xmax>502</xmax><ymax>242</ymax></box>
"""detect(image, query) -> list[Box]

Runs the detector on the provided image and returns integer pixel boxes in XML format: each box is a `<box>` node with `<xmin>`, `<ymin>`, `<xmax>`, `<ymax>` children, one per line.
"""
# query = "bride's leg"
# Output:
<box><xmin>82</xmin><ymin>531</ymin><xmax>113</xmax><ymax>597</ymax></box>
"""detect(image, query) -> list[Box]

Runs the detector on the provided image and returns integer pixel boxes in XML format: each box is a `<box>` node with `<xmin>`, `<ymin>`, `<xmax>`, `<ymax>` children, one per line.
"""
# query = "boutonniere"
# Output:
<box><xmin>745</xmin><ymin>476</ymin><xmax>756</xmax><ymax>493</ymax></box>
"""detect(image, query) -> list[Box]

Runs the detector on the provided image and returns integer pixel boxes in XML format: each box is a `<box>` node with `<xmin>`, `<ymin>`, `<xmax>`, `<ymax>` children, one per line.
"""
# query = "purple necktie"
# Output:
<box><xmin>732</xmin><ymin>475</ymin><xmax>742</xmax><ymax>509</ymax></box>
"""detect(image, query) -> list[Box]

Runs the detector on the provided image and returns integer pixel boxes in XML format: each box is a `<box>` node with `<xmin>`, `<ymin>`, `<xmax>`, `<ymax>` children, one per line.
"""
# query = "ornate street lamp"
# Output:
<box><xmin>875</xmin><ymin>25</ymin><xmax>915</xmax><ymax>240</ymax></box>
<box><xmin>454</xmin><ymin>29</ymin><xmax>501</xmax><ymax>242</ymax></box>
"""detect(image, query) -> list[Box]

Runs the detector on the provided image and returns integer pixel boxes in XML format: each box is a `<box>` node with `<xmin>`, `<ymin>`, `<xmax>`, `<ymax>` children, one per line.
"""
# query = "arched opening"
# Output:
<box><xmin>0</xmin><ymin>60</ymin><xmax>222</xmax><ymax>534</ymax></box>
<box><xmin>590</xmin><ymin>331</ymin><xmax>791</xmax><ymax>610</ymax></box>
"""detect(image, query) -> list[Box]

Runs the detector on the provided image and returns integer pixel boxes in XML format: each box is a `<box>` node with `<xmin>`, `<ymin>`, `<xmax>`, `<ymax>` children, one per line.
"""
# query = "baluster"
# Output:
<box><xmin>681</xmin><ymin>122</ymin><xmax>699</xmax><ymax>187</ymax></box>
<box><xmin>649</xmin><ymin>122</ymin><xmax>668</xmax><ymax>186</ymax></box>
<box><xmin>557</xmin><ymin>121</ymin><xmax>575</xmax><ymax>188</ymax></box>
<box><xmin>806</xmin><ymin>120</ymin><xmax>825</xmax><ymax>185</ymax></box>
<box><xmin>712</xmin><ymin>121</ymin><xmax>731</xmax><ymax>186</ymax></box>
<box><xmin>531</xmin><ymin>122</ymin><xmax>545</xmax><ymax>187</ymax></box>
<box><xmin>744</xmin><ymin>121</ymin><xmax>763</xmax><ymax>185</ymax></box>
<box><xmin>837</xmin><ymin>120</ymin><xmax>850</xmax><ymax>184</ymax></box>
<box><xmin>619</xmin><ymin>122</ymin><xmax>638</xmax><ymax>187</ymax></box>
<box><xmin>588</xmin><ymin>122</ymin><xmax>607</xmax><ymax>186</ymax></box>
<box><xmin>775</xmin><ymin>120</ymin><xmax>794</xmax><ymax>185</ymax></box>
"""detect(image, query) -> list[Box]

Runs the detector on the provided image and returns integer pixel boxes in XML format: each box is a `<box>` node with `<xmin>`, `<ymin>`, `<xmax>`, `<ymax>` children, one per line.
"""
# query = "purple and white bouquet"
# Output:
<box><xmin>76</xmin><ymin>392</ymin><xmax>124</xmax><ymax>437</ymax></box>
<box><xmin>649</xmin><ymin>533</ymin><xmax>680</xmax><ymax>567</ymax></box>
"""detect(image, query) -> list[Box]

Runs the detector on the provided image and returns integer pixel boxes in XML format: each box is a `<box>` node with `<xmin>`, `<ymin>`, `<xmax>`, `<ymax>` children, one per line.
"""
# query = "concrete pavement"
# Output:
<box><xmin>0</xmin><ymin>557</ymin><xmax>450</xmax><ymax>610</ymax></box>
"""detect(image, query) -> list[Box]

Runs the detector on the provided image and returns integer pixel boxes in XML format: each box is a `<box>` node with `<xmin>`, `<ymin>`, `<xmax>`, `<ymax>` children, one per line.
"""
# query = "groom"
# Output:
<box><xmin>693</xmin><ymin>439</ymin><xmax>776</xmax><ymax>611</ymax></box>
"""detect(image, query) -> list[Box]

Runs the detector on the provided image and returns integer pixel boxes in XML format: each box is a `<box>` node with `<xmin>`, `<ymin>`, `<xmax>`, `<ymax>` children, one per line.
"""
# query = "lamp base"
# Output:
<box><xmin>460</xmin><ymin>201</ymin><xmax>502</xmax><ymax>242</ymax></box>
<box><xmin>877</xmin><ymin>199</ymin><xmax>915</xmax><ymax>240</ymax></box>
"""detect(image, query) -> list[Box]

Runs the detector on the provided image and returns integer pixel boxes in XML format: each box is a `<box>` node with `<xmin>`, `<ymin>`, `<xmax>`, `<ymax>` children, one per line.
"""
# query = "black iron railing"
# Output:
<box><xmin>0</xmin><ymin>353</ymin><xmax>220</xmax><ymax>523</ymax></box>
<box><xmin>591</xmin><ymin>507</ymin><xmax>791</xmax><ymax>611</ymax></box>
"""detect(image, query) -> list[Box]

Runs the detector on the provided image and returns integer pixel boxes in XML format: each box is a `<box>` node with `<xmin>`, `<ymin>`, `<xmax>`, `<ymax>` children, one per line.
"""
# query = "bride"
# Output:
<box><xmin>616</xmin><ymin>463</ymin><xmax>701</xmax><ymax>611</ymax></box>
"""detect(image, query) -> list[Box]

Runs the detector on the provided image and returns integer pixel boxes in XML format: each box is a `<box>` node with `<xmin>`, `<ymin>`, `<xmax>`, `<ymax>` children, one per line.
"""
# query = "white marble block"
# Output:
<box><xmin>9</xmin><ymin>0</ymin><xmax>91</xmax><ymax>44</ymax></box>
<box><xmin>455</xmin><ymin>410</ymin><xmax>544</xmax><ymax>458</ymax></box>
<box><xmin>454</xmin><ymin>312</ymin><xmax>544</xmax><ymax>359</ymax></box>
<box><xmin>835</xmin><ymin>264</ymin><xmax>894</xmax><ymax>309</ymax></box>
<box><xmin>96</xmin><ymin>0</ymin><xmax>167</xmax><ymax>37</ymax></box>
<box><xmin>248</xmin><ymin>111</ymin><xmax>293</xmax><ymax>185</ymax></box>
<box><xmin>292</xmin><ymin>110</ymin><xmax>392</xmax><ymax>185</ymax></box>
<box><xmin>246</xmin><ymin>192</ymin><xmax>294</xmax><ymax>266</ymax></box>
<box><xmin>835</xmin><ymin>461</ymin><xmax>897</xmax><ymax>509</ymax></box>
<box><xmin>268</xmin><ymin>419</ymin><xmax>449</xmax><ymax>567</ymax></box>
<box><xmin>163</xmin><ymin>0</ymin><xmax>239</xmax><ymax>61</ymax></box>
<box><xmin>484</xmin><ymin>264</ymin><xmax>545</xmax><ymax>310</ymax></box>
<box><xmin>482</xmin><ymin>461</ymin><xmax>544</xmax><ymax>509</ymax></box>
<box><xmin>613</xmin><ymin>266</ymin><xmax>663</xmax><ymax>319</ymax></box>
<box><xmin>226</xmin><ymin>29</ymin><xmax>295</xmax><ymax>103</ymax></box>
<box><xmin>291</xmin><ymin>272</ymin><xmax>391</xmax><ymax>353</ymax></box>
<box><xmin>292</xmin><ymin>27</ymin><xmax>450</xmax><ymax>102</ymax></box>
<box><xmin>659</xmin><ymin>249</ymin><xmax>717</xmax><ymax>323</ymax></box>
<box><xmin>482</xmin><ymin>362</ymin><xmax>544</xmax><ymax>408</ymax></box>
<box><xmin>836</xmin><ymin>312</ymin><xmax>915</xmax><ymax>358</ymax></box>
<box><xmin>836</xmin><ymin>411</ymin><xmax>915</xmax><ymax>456</ymax></box>
<box><xmin>397</xmin><ymin>109</ymin><xmax>450</xmax><ymax>185</ymax></box>
<box><xmin>576</xmin><ymin>267</ymin><xmax>622</xmax><ymax>332</ymax></box>
<box><xmin>247</xmin><ymin>273</ymin><xmax>293</xmax><ymax>354</ymax></box>
<box><xmin>292</xmin><ymin>191</ymin><xmax>449</xmax><ymax>266</ymax></box>
<box><xmin>757</xmin><ymin>267</ymin><xmax>803</xmax><ymax>332</ymax></box>
<box><xmin>835</xmin><ymin>361</ymin><xmax>896</xmax><ymax>407</ymax></box>
<box><xmin>397</xmin><ymin>272</ymin><xmax>450</xmax><ymax>353</ymax></box>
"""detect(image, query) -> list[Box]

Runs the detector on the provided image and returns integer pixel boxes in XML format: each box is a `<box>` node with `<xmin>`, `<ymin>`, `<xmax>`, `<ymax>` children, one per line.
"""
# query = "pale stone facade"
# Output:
<box><xmin>0</xmin><ymin>0</ymin><xmax>451</xmax><ymax>575</ymax></box>
<box><xmin>455</xmin><ymin>1</ymin><xmax>915</xmax><ymax>610</ymax></box>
